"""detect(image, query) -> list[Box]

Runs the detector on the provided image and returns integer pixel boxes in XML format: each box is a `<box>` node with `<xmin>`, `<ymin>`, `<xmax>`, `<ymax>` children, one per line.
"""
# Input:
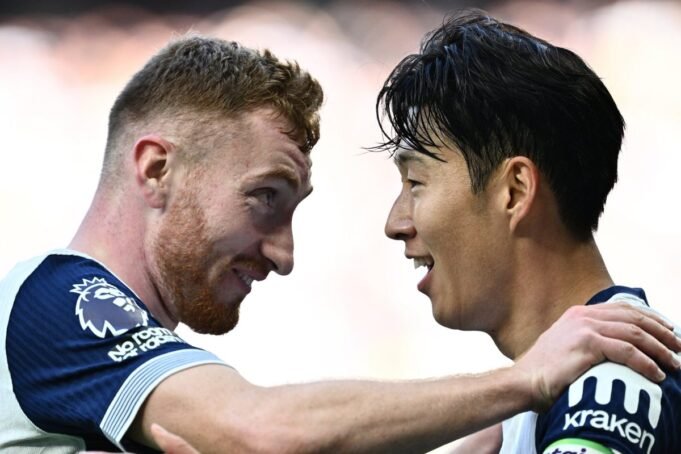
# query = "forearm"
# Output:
<box><xmin>243</xmin><ymin>367</ymin><xmax>529</xmax><ymax>453</ymax></box>
<box><xmin>135</xmin><ymin>302</ymin><xmax>681</xmax><ymax>453</ymax></box>
<box><xmin>135</xmin><ymin>364</ymin><xmax>532</xmax><ymax>454</ymax></box>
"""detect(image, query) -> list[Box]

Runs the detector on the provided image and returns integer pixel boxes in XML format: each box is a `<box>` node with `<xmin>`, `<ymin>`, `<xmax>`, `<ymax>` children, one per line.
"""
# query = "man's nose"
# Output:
<box><xmin>261</xmin><ymin>223</ymin><xmax>294</xmax><ymax>275</ymax></box>
<box><xmin>385</xmin><ymin>191</ymin><xmax>416</xmax><ymax>241</ymax></box>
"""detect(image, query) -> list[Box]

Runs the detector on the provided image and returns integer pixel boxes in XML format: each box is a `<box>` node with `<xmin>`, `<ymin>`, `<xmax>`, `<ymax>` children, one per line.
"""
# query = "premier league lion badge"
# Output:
<box><xmin>71</xmin><ymin>276</ymin><xmax>149</xmax><ymax>338</ymax></box>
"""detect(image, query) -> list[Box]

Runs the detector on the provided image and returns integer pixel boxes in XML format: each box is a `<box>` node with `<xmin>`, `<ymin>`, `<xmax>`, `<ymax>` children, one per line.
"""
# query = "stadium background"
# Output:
<box><xmin>1</xmin><ymin>1</ymin><xmax>680</xmax><ymax>450</ymax></box>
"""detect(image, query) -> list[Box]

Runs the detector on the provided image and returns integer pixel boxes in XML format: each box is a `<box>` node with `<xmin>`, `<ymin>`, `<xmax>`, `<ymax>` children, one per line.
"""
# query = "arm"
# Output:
<box><xmin>84</xmin><ymin>424</ymin><xmax>200</xmax><ymax>454</ymax></box>
<box><xmin>130</xmin><ymin>303</ymin><xmax>681</xmax><ymax>454</ymax></box>
<box><xmin>151</xmin><ymin>424</ymin><xmax>201</xmax><ymax>454</ymax></box>
<box><xmin>132</xmin><ymin>364</ymin><xmax>527</xmax><ymax>454</ymax></box>
<box><xmin>448</xmin><ymin>424</ymin><xmax>502</xmax><ymax>454</ymax></box>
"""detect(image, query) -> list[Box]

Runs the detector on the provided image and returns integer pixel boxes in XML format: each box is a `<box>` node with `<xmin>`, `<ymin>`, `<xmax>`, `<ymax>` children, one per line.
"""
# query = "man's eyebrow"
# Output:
<box><xmin>394</xmin><ymin>150</ymin><xmax>427</xmax><ymax>167</ymax></box>
<box><xmin>250</xmin><ymin>166</ymin><xmax>308</xmax><ymax>193</ymax></box>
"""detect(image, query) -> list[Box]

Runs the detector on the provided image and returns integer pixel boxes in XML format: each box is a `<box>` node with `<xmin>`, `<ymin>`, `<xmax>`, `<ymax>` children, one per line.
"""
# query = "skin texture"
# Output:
<box><xmin>387</xmin><ymin>148</ymin><xmax>506</xmax><ymax>330</ymax></box>
<box><xmin>83</xmin><ymin>425</ymin><xmax>199</xmax><ymax>454</ymax></box>
<box><xmin>385</xmin><ymin>140</ymin><xmax>680</xmax><ymax>452</ymax></box>
<box><xmin>73</xmin><ymin>108</ymin><xmax>311</xmax><ymax>334</ymax></box>
<box><xmin>144</xmin><ymin>112</ymin><xmax>311</xmax><ymax>334</ymax></box>
<box><xmin>150</xmin><ymin>424</ymin><xmax>201</xmax><ymax>454</ymax></box>
<box><xmin>73</xmin><ymin>109</ymin><xmax>681</xmax><ymax>454</ymax></box>
<box><xmin>386</xmin><ymin>145</ymin><xmax>616</xmax><ymax>356</ymax></box>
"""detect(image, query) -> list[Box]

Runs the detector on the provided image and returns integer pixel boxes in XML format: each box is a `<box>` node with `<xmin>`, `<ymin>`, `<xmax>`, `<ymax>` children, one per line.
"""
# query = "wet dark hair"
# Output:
<box><xmin>376</xmin><ymin>10</ymin><xmax>624</xmax><ymax>240</ymax></box>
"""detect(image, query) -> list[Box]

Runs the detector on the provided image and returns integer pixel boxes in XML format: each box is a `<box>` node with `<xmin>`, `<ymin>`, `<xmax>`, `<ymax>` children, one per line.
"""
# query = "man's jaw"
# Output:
<box><xmin>154</xmin><ymin>287</ymin><xmax>180</xmax><ymax>329</ymax></box>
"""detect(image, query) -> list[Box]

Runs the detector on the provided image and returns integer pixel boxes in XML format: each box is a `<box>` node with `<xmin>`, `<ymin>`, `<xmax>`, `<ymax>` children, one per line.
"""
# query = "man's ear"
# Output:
<box><xmin>133</xmin><ymin>135</ymin><xmax>176</xmax><ymax>209</ymax></box>
<box><xmin>497</xmin><ymin>156</ymin><xmax>540</xmax><ymax>233</ymax></box>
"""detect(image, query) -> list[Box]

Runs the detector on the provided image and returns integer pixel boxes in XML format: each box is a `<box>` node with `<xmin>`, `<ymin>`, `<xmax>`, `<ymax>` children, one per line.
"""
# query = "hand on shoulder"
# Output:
<box><xmin>514</xmin><ymin>302</ymin><xmax>681</xmax><ymax>411</ymax></box>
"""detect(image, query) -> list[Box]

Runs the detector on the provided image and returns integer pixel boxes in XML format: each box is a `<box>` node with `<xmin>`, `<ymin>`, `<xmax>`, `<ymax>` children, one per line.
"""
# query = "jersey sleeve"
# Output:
<box><xmin>5</xmin><ymin>254</ymin><xmax>227</xmax><ymax>451</ymax></box>
<box><xmin>536</xmin><ymin>361</ymin><xmax>681</xmax><ymax>454</ymax></box>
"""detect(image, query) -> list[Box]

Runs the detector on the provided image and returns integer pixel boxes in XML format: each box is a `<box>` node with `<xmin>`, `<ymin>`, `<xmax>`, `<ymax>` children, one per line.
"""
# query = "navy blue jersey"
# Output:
<box><xmin>0</xmin><ymin>250</ymin><xmax>227</xmax><ymax>452</ymax></box>
<box><xmin>501</xmin><ymin>286</ymin><xmax>681</xmax><ymax>454</ymax></box>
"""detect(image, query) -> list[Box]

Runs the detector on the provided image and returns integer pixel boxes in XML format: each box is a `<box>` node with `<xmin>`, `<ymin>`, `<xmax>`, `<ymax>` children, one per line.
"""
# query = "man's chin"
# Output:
<box><xmin>177</xmin><ymin>300</ymin><xmax>241</xmax><ymax>335</ymax></box>
<box><xmin>192</xmin><ymin>321</ymin><xmax>238</xmax><ymax>335</ymax></box>
<box><xmin>186</xmin><ymin>314</ymin><xmax>239</xmax><ymax>335</ymax></box>
<box><xmin>431</xmin><ymin>300</ymin><xmax>458</xmax><ymax>329</ymax></box>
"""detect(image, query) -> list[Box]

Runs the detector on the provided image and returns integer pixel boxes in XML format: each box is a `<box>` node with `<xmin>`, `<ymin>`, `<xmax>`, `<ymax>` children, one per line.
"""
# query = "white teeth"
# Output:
<box><xmin>413</xmin><ymin>258</ymin><xmax>433</xmax><ymax>269</ymax></box>
<box><xmin>236</xmin><ymin>271</ymin><xmax>254</xmax><ymax>287</ymax></box>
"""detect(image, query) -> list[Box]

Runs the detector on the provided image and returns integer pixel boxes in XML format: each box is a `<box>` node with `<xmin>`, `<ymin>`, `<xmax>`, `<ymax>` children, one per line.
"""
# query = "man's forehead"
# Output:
<box><xmin>286</xmin><ymin>149</ymin><xmax>312</xmax><ymax>192</ymax></box>
<box><xmin>258</xmin><ymin>111</ymin><xmax>312</xmax><ymax>176</ymax></box>
<box><xmin>238</xmin><ymin>109</ymin><xmax>312</xmax><ymax>176</ymax></box>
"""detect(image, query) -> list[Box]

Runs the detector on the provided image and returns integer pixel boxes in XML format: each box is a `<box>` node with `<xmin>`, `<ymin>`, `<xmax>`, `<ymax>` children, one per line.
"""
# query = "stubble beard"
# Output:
<box><xmin>152</xmin><ymin>188</ymin><xmax>241</xmax><ymax>335</ymax></box>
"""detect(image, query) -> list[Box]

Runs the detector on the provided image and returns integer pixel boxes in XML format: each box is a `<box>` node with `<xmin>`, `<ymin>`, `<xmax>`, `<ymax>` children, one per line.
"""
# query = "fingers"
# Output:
<box><xmin>596</xmin><ymin>319</ymin><xmax>681</xmax><ymax>377</ymax></box>
<box><xmin>625</xmin><ymin>306</ymin><xmax>681</xmax><ymax>353</ymax></box>
<box><xmin>151</xmin><ymin>424</ymin><xmax>200</xmax><ymax>454</ymax></box>
<box><xmin>516</xmin><ymin>302</ymin><xmax>681</xmax><ymax>411</ymax></box>
<box><xmin>573</xmin><ymin>303</ymin><xmax>681</xmax><ymax>375</ymax></box>
<box><xmin>592</xmin><ymin>301</ymin><xmax>677</xmax><ymax>335</ymax></box>
<box><xmin>589</xmin><ymin>333</ymin><xmax>668</xmax><ymax>382</ymax></box>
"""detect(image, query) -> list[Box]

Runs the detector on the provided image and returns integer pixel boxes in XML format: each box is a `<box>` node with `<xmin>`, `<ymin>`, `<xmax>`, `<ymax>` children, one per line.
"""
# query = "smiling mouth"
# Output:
<box><xmin>235</xmin><ymin>270</ymin><xmax>255</xmax><ymax>289</ymax></box>
<box><xmin>411</xmin><ymin>257</ymin><xmax>434</xmax><ymax>294</ymax></box>
<box><xmin>413</xmin><ymin>257</ymin><xmax>434</xmax><ymax>271</ymax></box>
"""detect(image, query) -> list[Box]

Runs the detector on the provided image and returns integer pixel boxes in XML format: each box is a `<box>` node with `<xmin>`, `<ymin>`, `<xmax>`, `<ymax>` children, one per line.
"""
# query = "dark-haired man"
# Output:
<box><xmin>1</xmin><ymin>35</ymin><xmax>679</xmax><ymax>454</ymax></box>
<box><xmin>378</xmin><ymin>12</ymin><xmax>681</xmax><ymax>454</ymax></box>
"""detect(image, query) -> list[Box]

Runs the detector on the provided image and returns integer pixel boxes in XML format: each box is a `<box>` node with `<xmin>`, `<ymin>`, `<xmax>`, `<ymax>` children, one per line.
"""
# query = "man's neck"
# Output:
<box><xmin>68</xmin><ymin>190</ymin><xmax>177</xmax><ymax>330</ymax></box>
<box><xmin>492</xmin><ymin>237</ymin><xmax>614</xmax><ymax>360</ymax></box>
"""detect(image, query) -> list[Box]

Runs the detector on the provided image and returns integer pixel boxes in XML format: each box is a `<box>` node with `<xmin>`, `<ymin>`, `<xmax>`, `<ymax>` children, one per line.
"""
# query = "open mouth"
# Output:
<box><xmin>413</xmin><ymin>257</ymin><xmax>434</xmax><ymax>272</ymax></box>
<box><xmin>412</xmin><ymin>257</ymin><xmax>434</xmax><ymax>293</ymax></box>
<box><xmin>234</xmin><ymin>270</ymin><xmax>254</xmax><ymax>290</ymax></box>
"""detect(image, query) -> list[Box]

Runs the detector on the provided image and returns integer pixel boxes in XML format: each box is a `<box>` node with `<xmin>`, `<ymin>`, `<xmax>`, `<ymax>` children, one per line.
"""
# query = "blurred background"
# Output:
<box><xmin>1</xmin><ymin>0</ymin><xmax>680</xmax><ymax>450</ymax></box>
